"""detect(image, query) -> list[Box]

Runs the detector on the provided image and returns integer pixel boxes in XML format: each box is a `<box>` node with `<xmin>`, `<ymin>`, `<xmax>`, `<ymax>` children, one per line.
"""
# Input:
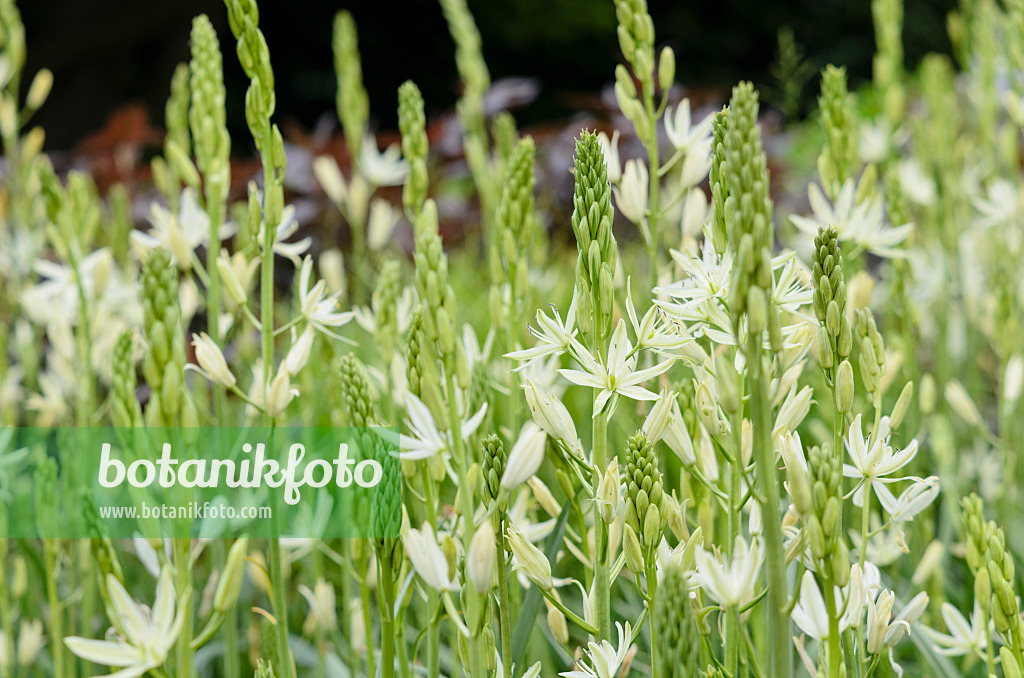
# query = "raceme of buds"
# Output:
<box><xmin>570</xmin><ymin>130</ymin><xmax>617</xmax><ymax>339</ymax></box>
<box><xmin>189</xmin><ymin>14</ymin><xmax>231</xmax><ymax>204</ymax></box>
<box><xmin>812</xmin><ymin>226</ymin><xmax>852</xmax><ymax>386</ymax></box>
<box><xmin>623</xmin><ymin>431</ymin><xmax>665</xmax><ymax>549</ymax></box>
<box><xmin>398</xmin><ymin>80</ymin><xmax>429</xmax><ymax>217</ymax></box>
<box><xmin>495</xmin><ymin>137</ymin><xmax>536</xmax><ymax>283</ymax></box>
<box><xmin>817</xmin><ymin>65</ymin><xmax>858</xmax><ymax>199</ymax></box>
<box><xmin>855</xmin><ymin>308</ymin><xmax>886</xmax><ymax>396</ymax></box>
<box><xmin>481</xmin><ymin>434</ymin><xmax>507</xmax><ymax>507</ymax></box>
<box><xmin>709</xmin><ymin>108</ymin><xmax>729</xmax><ymax>255</ymax></box>
<box><xmin>333</xmin><ymin>11</ymin><xmax>369</xmax><ymax>164</ymax></box>
<box><xmin>338</xmin><ymin>353</ymin><xmax>374</xmax><ymax>428</ymax></box>
<box><xmin>654</xmin><ymin>563</ymin><xmax>698</xmax><ymax>678</ymax></box>
<box><xmin>807</xmin><ymin>442</ymin><xmax>848</xmax><ymax>584</ymax></box>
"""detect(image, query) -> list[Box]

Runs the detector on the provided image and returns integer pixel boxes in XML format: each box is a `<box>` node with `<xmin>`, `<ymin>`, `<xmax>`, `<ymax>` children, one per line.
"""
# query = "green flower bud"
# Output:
<box><xmin>214</xmin><ymin>537</ymin><xmax>249</xmax><ymax>613</ymax></box>
<box><xmin>654</xmin><ymin>563</ymin><xmax>699</xmax><ymax>678</ymax></box>
<box><xmin>836</xmin><ymin>360</ymin><xmax>855</xmax><ymax>412</ymax></box>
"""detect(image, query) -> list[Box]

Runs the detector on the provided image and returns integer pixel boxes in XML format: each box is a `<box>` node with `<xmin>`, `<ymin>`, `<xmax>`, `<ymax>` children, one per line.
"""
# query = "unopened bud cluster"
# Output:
<box><xmin>812</xmin><ymin>227</ymin><xmax>854</xmax><ymax>408</ymax></box>
<box><xmin>817</xmin><ymin>65</ymin><xmax>857</xmax><ymax>199</ymax></box>
<box><xmin>854</xmin><ymin>308</ymin><xmax>886</xmax><ymax>397</ymax></box>
<box><xmin>806</xmin><ymin>443</ymin><xmax>849</xmax><ymax>586</ymax></box>
<box><xmin>398</xmin><ymin>81</ymin><xmax>428</xmax><ymax>217</ymax></box>
<box><xmin>623</xmin><ymin>432</ymin><xmax>665</xmax><ymax>550</ymax></box>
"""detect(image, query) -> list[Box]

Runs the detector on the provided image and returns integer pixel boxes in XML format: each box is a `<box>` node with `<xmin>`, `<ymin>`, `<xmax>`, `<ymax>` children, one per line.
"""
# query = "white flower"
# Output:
<box><xmin>403</xmin><ymin>523</ymin><xmax>458</xmax><ymax>592</ymax></box>
<box><xmin>613</xmin><ymin>159</ymin><xmax>649</xmax><ymax>225</ymax></box>
<box><xmin>501</xmin><ymin>422</ymin><xmax>548</xmax><ymax>490</ymax></box>
<box><xmin>875</xmin><ymin>476</ymin><xmax>939</xmax><ymax>523</ymax></box>
<box><xmin>842</xmin><ymin>414</ymin><xmax>919</xmax><ymax>506</ymax></box>
<box><xmin>664</xmin><ymin>99</ymin><xmax>713</xmax><ymax>154</ymax></box>
<box><xmin>897</xmin><ymin>159</ymin><xmax>936</xmax><ymax>206</ymax></box>
<box><xmin>131</xmin><ymin>188</ymin><xmax>219</xmax><ymax>269</ymax></box>
<box><xmin>922</xmin><ymin>602</ymin><xmax>989</xmax><ymax>658</ymax></box>
<box><xmin>399</xmin><ymin>391</ymin><xmax>487</xmax><ymax>460</ymax></box>
<box><xmin>367</xmin><ymin>198</ymin><xmax>401</xmax><ymax>250</ymax></box>
<box><xmin>313</xmin><ymin>155</ymin><xmax>347</xmax><ymax>205</ymax></box>
<box><xmin>506</xmin><ymin>291</ymin><xmax>579</xmax><ymax>368</ymax></box>
<box><xmin>297</xmin><ymin>256</ymin><xmax>356</xmax><ymax>341</ymax></box>
<box><xmin>258</xmin><ymin>203</ymin><xmax>312</xmax><ymax>265</ymax></box>
<box><xmin>693</xmin><ymin>536</ymin><xmax>764</xmax><ymax>608</ymax></box>
<box><xmin>359</xmin><ymin>134</ymin><xmax>409</xmax><ymax>187</ymax></box>
<box><xmin>859</xmin><ymin>120</ymin><xmax>891</xmax><ymax>164</ymax></box>
<box><xmin>560</xmin><ymin>621</ymin><xmax>633</xmax><ymax>678</ymax></box>
<box><xmin>188</xmin><ymin>332</ymin><xmax>236</xmax><ymax>388</ymax></box>
<box><xmin>679</xmin><ymin>144</ymin><xmax>713</xmax><ymax>189</ymax></box>
<box><xmin>559</xmin><ymin>319</ymin><xmax>675</xmax><ymax>416</ymax></box>
<box><xmin>0</xmin><ymin>619</ymin><xmax>45</xmax><ymax>670</ymax></box>
<box><xmin>791</xmin><ymin>570</ymin><xmax>850</xmax><ymax>640</ymax></box>
<box><xmin>1006</xmin><ymin>355</ymin><xmax>1024</xmax><ymax>405</ymax></box>
<box><xmin>625</xmin><ymin>279</ymin><xmax>692</xmax><ymax>356</ymax></box>
<box><xmin>790</xmin><ymin>181</ymin><xmax>913</xmax><ymax>258</ymax></box>
<box><xmin>866</xmin><ymin>589</ymin><xmax>928</xmax><ymax>654</ymax></box>
<box><xmin>283</xmin><ymin>325</ymin><xmax>315</xmax><ymax>376</ymax></box>
<box><xmin>597</xmin><ymin>130</ymin><xmax>622</xmax><ymax>184</ymax></box>
<box><xmin>973</xmin><ymin>178</ymin><xmax>1021</xmax><ymax>229</ymax></box>
<box><xmin>65</xmin><ymin>566</ymin><xmax>185</xmax><ymax>678</ymax></box>
<box><xmin>298</xmin><ymin>579</ymin><xmax>338</xmax><ymax>635</ymax></box>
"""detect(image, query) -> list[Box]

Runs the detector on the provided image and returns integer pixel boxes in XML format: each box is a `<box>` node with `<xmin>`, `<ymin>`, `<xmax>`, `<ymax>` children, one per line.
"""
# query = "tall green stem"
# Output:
<box><xmin>173</xmin><ymin>537</ymin><xmax>195</xmax><ymax>678</ymax></box>
<box><xmin>748</xmin><ymin>334</ymin><xmax>790</xmax><ymax>678</ymax></box>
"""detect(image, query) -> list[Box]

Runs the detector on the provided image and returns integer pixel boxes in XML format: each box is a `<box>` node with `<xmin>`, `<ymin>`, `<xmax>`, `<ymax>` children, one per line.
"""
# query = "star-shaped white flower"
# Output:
<box><xmin>559</xmin><ymin>621</ymin><xmax>633</xmax><ymax>678</ymax></box>
<box><xmin>842</xmin><ymin>414</ymin><xmax>919</xmax><ymax>506</ymax></box>
<box><xmin>922</xmin><ymin>602</ymin><xmax>990</xmax><ymax>658</ymax></box>
<box><xmin>559</xmin><ymin>319</ymin><xmax>674</xmax><ymax>416</ymax></box>
<box><xmin>65</xmin><ymin>566</ymin><xmax>185</xmax><ymax>678</ymax></box>
<box><xmin>399</xmin><ymin>391</ymin><xmax>487</xmax><ymax>460</ymax></box>
<box><xmin>693</xmin><ymin>536</ymin><xmax>764</xmax><ymax>608</ymax></box>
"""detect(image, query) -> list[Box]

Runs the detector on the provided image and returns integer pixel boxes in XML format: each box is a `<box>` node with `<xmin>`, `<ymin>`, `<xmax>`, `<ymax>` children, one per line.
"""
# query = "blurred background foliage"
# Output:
<box><xmin>22</xmin><ymin>0</ymin><xmax>956</xmax><ymax>150</ymax></box>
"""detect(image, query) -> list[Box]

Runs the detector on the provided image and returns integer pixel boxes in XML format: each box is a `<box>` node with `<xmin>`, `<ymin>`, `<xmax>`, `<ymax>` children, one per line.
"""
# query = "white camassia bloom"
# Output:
<box><xmin>597</xmin><ymin>130</ymin><xmax>622</xmax><ymax>184</ymax></box>
<box><xmin>130</xmin><ymin>188</ymin><xmax>221</xmax><ymax>268</ymax></box>
<box><xmin>560</xmin><ymin>621</ymin><xmax>633</xmax><ymax>678</ymax></box>
<box><xmin>693</xmin><ymin>536</ymin><xmax>764</xmax><ymax>608</ymax></box>
<box><xmin>313</xmin><ymin>154</ymin><xmax>348</xmax><ymax>205</ymax></box>
<box><xmin>842</xmin><ymin>414</ymin><xmax>919</xmax><ymax>506</ymax></box>
<box><xmin>360</xmin><ymin>134</ymin><xmax>409</xmax><ymax>186</ymax></box>
<box><xmin>296</xmin><ymin>256</ymin><xmax>356</xmax><ymax>341</ymax></box>
<box><xmin>367</xmin><ymin>198</ymin><xmax>401</xmax><ymax>250</ymax></box>
<box><xmin>897</xmin><ymin>158</ymin><xmax>936</xmax><ymax>206</ymax></box>
<box><xmin>866</xmin><ymin>589</ymin><xmax>929</xmax><ymax>655</ymax></box>
<box><xmin>403</xmin><ymin>523</ymin><xmax>458</xmax><ymax>592</ymax></box>
<box><xmin>613</xmin><ymin>159</ymin><xmax>649</xmax><ymax>225</ymax></box>
<box><xmin>625</xmin><ymin>279</ymin><xmax>692</xmax><ymax>356</ymax></box>
<box><xmin>506</xmin><ymin>291</ymin><xmax>579</xmax><ymax>368</ymax></box>
<box><xmin>298</xmin><ymin>578</ymin><xmax>338</xmax><ymax>636</ymax></box>
<box><xmin>559</xmin><ymin>319</ymin><xmax>674</xmax><ymax>416</ymax></box>
<box><xmin>664</xmin><ymin>99</ymin><xmax>713</xmax><ymax>154</ymax></box>
<box><xmin>921</xmin><ymin>601</ymin><xmax>990</xmax><ymax>658</ymax></box>
<box><xmin>257</xmin><ymin>203</ymin><xmax>312</xmax><ymax>265</ymax></box>
<box><xmin>790</xmin><ymin>181</ymin><xmax>913</xmax><ymax>258</ymax></box>
<box><xmin>65</xmin><ymin>566</ymin><xmax>185</xmax><ymax>678</ymax></box>
<box><xmin>972</xmin><ymin>178</ymin><xmax>1021</xmax><ymax>229</ymax></box>
<box><xmin>792</xmin><ymin>570</ymin><xmax>843</xmax><ymax>640</ymax></box>
<box><xmin>399</xmin><ymin>391</ymin><xmax>487</xmax><ymax>460</ymax></box>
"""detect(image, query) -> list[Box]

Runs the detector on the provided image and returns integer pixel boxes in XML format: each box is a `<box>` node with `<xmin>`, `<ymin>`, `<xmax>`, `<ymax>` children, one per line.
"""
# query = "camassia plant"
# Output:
<box><xmin>2</xmin><ymin>0</ymin><xmax>1024</xmax><ymax>675</ymax></box>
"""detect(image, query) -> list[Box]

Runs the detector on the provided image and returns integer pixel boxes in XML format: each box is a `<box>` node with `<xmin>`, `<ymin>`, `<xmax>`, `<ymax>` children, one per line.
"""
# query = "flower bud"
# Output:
<box><xmin>501</xmin><ymin>423</ymin><xmax>548</xmax><ymax>490</ymax></box>
<box><xmin>214</xmin><ymin>537</ymin><xmax>249</xmax><ymax>613</ymax></box>
<box><xmin>642</xmin><ymin>389</ymin><xmax>675</xmax><ymax>443</ymax></box>
<box><xmin>716</xmin><ymin>355</ymin><xmax>740</xmax><ymax>414</ymax></box>
<box><xmin>528</xmin><ymin>477</ymin><xmax>561</xmax><ymax>518</ymax></box>
<box><xmin>26</xmin><ymin>68</ymin><xmax>54</xmax><ymax>110</ymax></box>
<box><xmin>623</xmin><ymin>523</ymin><xmax>644</xmax><ymax>573</ymax></box>
<box><xmin>266</xmin><ymin>368</ymin><xmax>298</xmax><ymax>417</ymax></box>
<box><xmin>468</xmin><ymin>521</ymin><xmax>496</xmax><ymax>593</ymax></box>
<box><xmin>217</xmin><ymin>252</ymin><xmax>249</xmax><ymax>306</ymax></box>
<box><xmin>284</xmin><ymin>326</ymin><xmax>315</xmax><ymax>376</ymax></box>
<box><xmin>522</xmin><ymin>380</ymin><xmax>579</xmax><ymax>450</ymax></box>
<box><xmin>945</xmin><ymin>380</ymin><xmax>981</xmax><ymax>427</ymax></box>
<box><xmin>596</xmin><ymin>460</ymin><xmax>621</xmax><ymax>524</ymax></box>
<box><xmin>658</xmin><ymin>46</ymin><xmax>676</xmax><ymax>92</ymax></box>
<box><xmin>890</xmin><ymin>381</ymin><xmax>913</xmax><ymax>430</ymax></box>
<box><xmin>835</xmin><ymin>359</ymin><xmax>854</xmax><ymax>412</ymax></box>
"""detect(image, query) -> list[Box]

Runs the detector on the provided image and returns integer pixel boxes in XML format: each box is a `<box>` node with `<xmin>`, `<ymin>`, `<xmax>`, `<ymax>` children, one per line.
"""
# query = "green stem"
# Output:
<box><xmin>44</xmin><ymin>540</ymin><xmax>65</xmax><ymax>678</ymax></box>
<box><xmin>748</xmin><ymin>334</ymin><xmax>790</xmax><ymax>678</ymax></box>
<box><xmin>496</xmin><ymin>514</ymin><xmax>513</xmax><ymax>678</ymax></box>
<box><xmin>173</xmin><ymin>538</ymin><xmax>194</xmax><ymax>678</ymax></box>
<box><xmin>377</xmin><ymin>547</ymin><xmax>396</xmax><ymax>678</ymax></box>
<box><xmin>444</xmin><ymin>371</ymin><xmax>486</xmax><ymax>678</ymax></box>
<box><xmin>644</xmin><ymin>556</ymin><xmax>660</xmax><ymax>678</ymax></box>
<box><xmin>592</xmin><ymin>410</ymin><xmax>611</xmax><ymax>642</ymax></box>
<box><xmin>726</xmin><ymin>606</ymin><xmax>741</xmax><ymax>678</ymax></box>
<box><xmin>359</xmin><ymin>563</ymin><xmax>376</xmax><ymax>678</ymax></box>
<box><xmin>822</xmin><ymin>572</ymin><xmax>842</xmax><ymax>678</ymax></box>
<box><xmin>644</xmin><ymin>89</ymin><xmax>661</xmax><ymax>292</ymax></box>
